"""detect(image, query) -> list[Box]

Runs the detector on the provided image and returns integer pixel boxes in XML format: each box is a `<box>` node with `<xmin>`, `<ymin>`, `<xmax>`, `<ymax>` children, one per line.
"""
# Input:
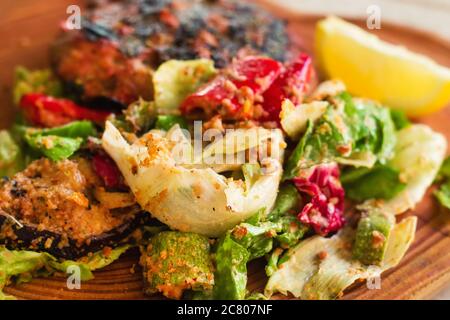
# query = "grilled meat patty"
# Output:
<box><xmin>51</xmin><ymin>0</ymin><xmax>291</xmax><ymax>107</ymax></box>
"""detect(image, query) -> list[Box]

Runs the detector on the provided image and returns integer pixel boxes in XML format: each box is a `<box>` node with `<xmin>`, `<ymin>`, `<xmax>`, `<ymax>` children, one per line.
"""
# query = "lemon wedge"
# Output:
<box><xmin>315</xmin><ymin>16</ymin><xmax>450</xmax><ymax>117</ymax></box>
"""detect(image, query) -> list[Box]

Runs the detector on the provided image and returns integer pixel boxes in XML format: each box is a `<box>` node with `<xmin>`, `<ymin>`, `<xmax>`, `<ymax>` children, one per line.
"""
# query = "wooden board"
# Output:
<box><xmin>1</xmin><ymin>0</ymin><xmax>450</xmax><ymax>300</ymax></box>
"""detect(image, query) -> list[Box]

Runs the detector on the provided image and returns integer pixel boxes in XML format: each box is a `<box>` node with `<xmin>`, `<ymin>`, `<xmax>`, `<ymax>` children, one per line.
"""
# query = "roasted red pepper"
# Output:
<box><xmin>261</xmin><ymin>53</ymin><xmax>314</xmax><ymax>122</ymax></box>
<box><xmin>20</xmin><ymin>93</ymin><xmax>111</xmax><ymax>127</ymax></box>
<box><xmin>293</xmin><ymin>163</ymin><xmax>345</xmax><ymax>236</ymax></box>
<box><xmin>92</xmin><ymin>153</ymin><xmax>125</xmax><ymax>189</ymax></box>
<box><xmin>181</xmin><ymin>56</ymin><xmax>282</xmax><ymax>120</ymax></box>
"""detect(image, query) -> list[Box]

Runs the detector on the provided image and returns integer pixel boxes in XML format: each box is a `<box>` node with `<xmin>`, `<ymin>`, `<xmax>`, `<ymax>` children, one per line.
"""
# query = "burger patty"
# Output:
<box><xmin>51</xmin><ymin>0</ymin><xmax>292</xmax><ymax>107</ymax></box>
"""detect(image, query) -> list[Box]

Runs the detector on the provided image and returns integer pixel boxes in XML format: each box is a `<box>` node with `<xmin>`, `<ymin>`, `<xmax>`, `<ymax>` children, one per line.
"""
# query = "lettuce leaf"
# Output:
<box><xmin>265</xmin><ymin>217</ymin><xmax>416</xmax><ymax>300</ymax></box>
<box><xmin>23</xmin><ymin>121</ymin><xmax>96</xmax><ymax>161</ymax></box>
<box><xmin>389</xmin><ymin>109</ymin><xmax>410</xmax><ymax>130</ymax></box>
<box><xmin>212</xmin><ymin>189</ymin><xmax>308</xmax><ymax>300</ymax></box>
<box><xmin>342</xmin><ymin>164</ymin><xmax>406</xmax><ymax>201</ymax></box>
<box><xmin>0</xmin><ymin>130</ymin><xmax>25</xmax><ymax>177</ymax></box>
<box><xmin>435</xmin><ymin>156</ymin><xmax>450</xmax><ymax>210</ymax></box>
<box><xmin>13</xmin><ymin>66</ymin><xmax>63</xmax><ymax>105</ymax></box>
<box><xmin>371</xmin><ymin>125</ymin><xmax>447</xmax><ymax>214</ymax></box>
<box><xmin>0</xmin><ymin>245</ymin><xmax>130</xmax><ymax>299</ymax></box>
<box><xmin>435</xmin><ymin>182</ymin><xmax>450</xmax><ymax>209</ymax></box>
<box><xmin>213</xmin><ymin>233</ymin><xmax>250</xmax><ymax>300</ymax></box>
<box><xmin>154</xmin><ymin>115</ymin><xmax>188</xmax><ymax>131</ymax></box>
<box><xmin>283</xmin><ymin>93</ymin><xmax>396</xmax><ymax>179</ymax></box>
<box><xmin>153</xmin><ymin>59</ymin><xmax>217</xmax><ymax>110</ymax></box>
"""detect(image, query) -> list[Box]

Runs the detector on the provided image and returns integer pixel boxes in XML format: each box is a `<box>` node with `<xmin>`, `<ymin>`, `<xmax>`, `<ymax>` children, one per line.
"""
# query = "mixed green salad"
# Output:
<box><xmin>0</xmin><ymin>53</ymin><xmax>448</xmax><ymax>300</ymax></box>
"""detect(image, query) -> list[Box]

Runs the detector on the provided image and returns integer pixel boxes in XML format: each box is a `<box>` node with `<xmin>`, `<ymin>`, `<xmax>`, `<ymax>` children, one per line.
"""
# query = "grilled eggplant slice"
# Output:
<box><xmin>51</xmin><ymin>0</ymin><xmax>292</xmax><ymax>106</ymax></box>
<box><xmin>0</xmin><ymin>158</ymin><xmax>149</xmax><ymax>260</ymax></box>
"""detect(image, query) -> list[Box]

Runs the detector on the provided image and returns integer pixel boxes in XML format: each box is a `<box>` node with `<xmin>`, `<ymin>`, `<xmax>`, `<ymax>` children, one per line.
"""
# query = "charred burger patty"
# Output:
<box><xmin>51</xmin><ymin>0</ymin><xmax>291</xmax><ymax>106</ymax></box>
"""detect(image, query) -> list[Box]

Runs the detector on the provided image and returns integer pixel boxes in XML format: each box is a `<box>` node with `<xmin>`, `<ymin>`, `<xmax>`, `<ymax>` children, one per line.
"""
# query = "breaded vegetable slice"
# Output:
<box><xmin>140</xmin><ymin>231</ymin><xmax>214</xmax><ymax>299</ymax></box>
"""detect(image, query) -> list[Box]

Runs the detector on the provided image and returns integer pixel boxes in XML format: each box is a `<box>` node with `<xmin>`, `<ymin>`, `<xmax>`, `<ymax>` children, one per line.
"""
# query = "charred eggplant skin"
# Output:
<box><xmin>0</xmin><ymin>211</ymin><xmax>150</xmax><ymax>260</ymax></box>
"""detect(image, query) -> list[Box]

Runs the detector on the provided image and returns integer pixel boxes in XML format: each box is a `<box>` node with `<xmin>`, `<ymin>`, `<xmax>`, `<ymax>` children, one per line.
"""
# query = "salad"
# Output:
<box><xmin>1</xmin><ymin>2</ymin><xmax>450</xmax><ymax>300</ymax></box>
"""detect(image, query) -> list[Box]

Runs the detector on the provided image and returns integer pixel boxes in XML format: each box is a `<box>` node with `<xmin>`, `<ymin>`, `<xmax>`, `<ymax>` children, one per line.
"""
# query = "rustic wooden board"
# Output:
<box><xmin>1</xmin><ymin>0</ymin><xmax>449</xmax><ymax>300</ymax></box>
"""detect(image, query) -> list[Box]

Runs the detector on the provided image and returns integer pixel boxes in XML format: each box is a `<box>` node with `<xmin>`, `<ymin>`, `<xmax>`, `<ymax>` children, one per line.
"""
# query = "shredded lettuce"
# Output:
<box><xmin>13</xmin><ymin>66</ymin><xmax>63</xmax><ymax>105</ymax></box>
<box><xmin>0</xmin><ymin>245</ymin><xmax>131</xmax><ymax>300</ymax></box>
<box><xmin>153</xmin><ymin>59</ymin><xmax>217</xmax><ymax>110</ymax></box>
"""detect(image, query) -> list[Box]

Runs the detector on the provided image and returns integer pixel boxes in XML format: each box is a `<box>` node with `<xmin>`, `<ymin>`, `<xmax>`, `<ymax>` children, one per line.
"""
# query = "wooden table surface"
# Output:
<box><xmin>1</xmin><ymin>0</ymin><xmax>450</xmax><ymax>300</ymax></box>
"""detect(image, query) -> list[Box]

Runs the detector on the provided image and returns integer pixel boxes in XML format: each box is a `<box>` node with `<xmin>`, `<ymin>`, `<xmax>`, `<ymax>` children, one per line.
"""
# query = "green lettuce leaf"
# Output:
<box><xmin>435</xmin><ymin>182</ymin><xmax>450</xmax><ymax>210</ymax></box>
<box><xmin>154</xmin><ymin>115</ymin><xmax>188</xmax><ymax>131</ymax></box>
<box><xmin>390</xmin><ymin>109</ymin><xmax>410</xmax><ymax>130</ymax></box>
<box><xmin>213</xmin><ymin>190</ymin><xmax>308</xmax><ymax>300</ymax></box>
<box><xmin>283</xmin><ymin>93</ymin><xmax>396</xmax><ymax>180</ymax></box>
<box><xmin>153</xmin><ymin>59</ymin><xmax>217</xmax><ymax>110</ymax></box>
<box><xmin>213</xmin><ymin>233</ymin><xmax>250</xmax><ymax>300</ymax></box>
<box><xmin>23</xmin><ymin>121</ymin><xmax>96</xmax><ymax>161</ymax></box>
<box><xmin>434</xmin><ymin>156</ymin><xmax>450</xmax><ymax>210</ymax></box>
<box><xmin>342</xmin><ymin>164</ymin><xmax>406</xmax><ymax>202</ymax></box>
<box><xmin>13</xmin><ymin>66</ymin><xmax>63</xmax><ymax>105</ymax></box>
<box><xmin>0</xmin><ymin>130</ymin><xmax>25</xmax><ymax>177</ymax></box>
<box><xmin>0</xmin><ymin>245</ymin><xmax>131</xmax><ymax>300</ymax></box>
<box><xmin>265</xmin><ymin>216</ymin><xmax>416</xmax><ymax>300</ymax></box>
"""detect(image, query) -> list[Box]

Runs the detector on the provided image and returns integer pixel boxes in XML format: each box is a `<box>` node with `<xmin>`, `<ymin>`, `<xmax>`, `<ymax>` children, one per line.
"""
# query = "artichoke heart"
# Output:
<box><xmin>102</xmin><ymin>121</ymin><xmax>285</xmax><ymax>237</ymax></box>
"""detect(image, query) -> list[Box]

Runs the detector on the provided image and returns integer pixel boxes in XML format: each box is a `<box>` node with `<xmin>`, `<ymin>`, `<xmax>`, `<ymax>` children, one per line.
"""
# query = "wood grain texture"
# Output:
<box><xmin>1</xmin><ymin>0</ymin><xmax>450</xmax><ymax>300</ymax></box>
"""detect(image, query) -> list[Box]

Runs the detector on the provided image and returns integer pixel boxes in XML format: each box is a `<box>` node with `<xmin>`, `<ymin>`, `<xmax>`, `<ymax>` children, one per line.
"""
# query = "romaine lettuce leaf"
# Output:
<box><xmin>23</xmin><ymin>121</ymin><xmax>96</xmax><ymax>161</ymax></box>
<box><xmin>0</xmin><ymin>245</ymin><xmax>130</xmax><ymax>300</ymax></box>
<box><xmin>343</xmin><ymin>164</ymin><xmax>406</xmax><ymax>201</ymax></box>
<box><xmin>283</xmin><ymin>93</ymin><xmax>396</xmax><ymax>179</ymax></box>
<box><xmin>213</xmin><ymin>233</ymin><xmax>250</xmax><ymax>300</ymax></box>
<box><xmin>153</xmin><ymin>59</ymin><xmax>217</xmax><ymax>110</ymax></box>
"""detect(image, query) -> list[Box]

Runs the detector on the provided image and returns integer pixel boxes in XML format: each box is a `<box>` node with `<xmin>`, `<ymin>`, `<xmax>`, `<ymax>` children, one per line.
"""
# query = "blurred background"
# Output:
<box><xmin>269</xmin><ymin>0</ymin><xmax>450</xmax><ymax>41</ymax></box>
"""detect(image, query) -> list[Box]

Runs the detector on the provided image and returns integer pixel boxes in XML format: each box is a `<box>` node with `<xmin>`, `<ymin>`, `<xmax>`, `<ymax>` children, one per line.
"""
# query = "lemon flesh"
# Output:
<box><xmin>315</xmin><ymin>16</ymin><xmax>450</xmax><ymax>117</ymax></box>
